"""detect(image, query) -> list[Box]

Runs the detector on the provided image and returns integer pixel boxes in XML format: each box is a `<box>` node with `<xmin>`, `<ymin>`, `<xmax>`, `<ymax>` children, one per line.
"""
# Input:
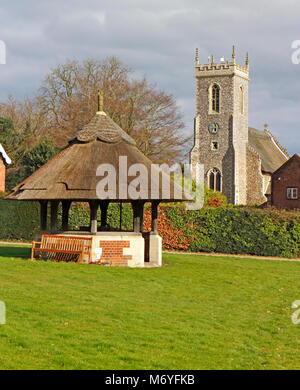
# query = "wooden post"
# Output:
<box><xmin>132</xmin><ymin>203</ymin><xmax>140</xmax><ymax>233</ymax></box>
<box><xmin>151</xmin><ymin>201</ymin><xmax>159</xmax><ymax>233</ymax></box>
<box><xmin>40</xmin><ymin>200</ymin><xmax>48</xmax><ymax>231</ymax></box>
<box><xmin>62</xmin><ymin>200</ymin><xmax>71</xmax><ymax>231</ymax></box>
<box><xmin>119</xmin><ymin>202</ymin><xmax>122</xmax><ymax>231</ymax></box>
<box><xmin>100</xmin><ymin>201</ymin><xmax>109</xmax><ymax>228</ymax></box>
<box><xmin>132</xmin><ymin>201</ymin><xmax>144</xmax><ymax>233</ymax></box>
<box><xmin>89</xmin><ymin>201</ymin><xmax>99</xmax><ymax>234</ymax></box>
<box><xmin>139</xmin><ymin>202</ymin><xmax>145</xmax><ymax>233</ymax></box>
<box><xmin>50</xmin><ymin>201</ymin><xmax>59</xmax><ymax>234</ymax></box>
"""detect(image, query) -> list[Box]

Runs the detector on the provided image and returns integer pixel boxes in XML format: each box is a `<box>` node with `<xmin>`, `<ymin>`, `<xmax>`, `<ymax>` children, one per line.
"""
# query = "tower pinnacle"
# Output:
<box><xmin>232</xmin><ymin>45</ymin><xmax>236</xmax><ymax>63</ymax></box>
<box><xmin>195</xmin><ymin>48</ymin><xmax>199</xmax><ymax>66</ymax></box>
<box><xmin>245</xmin><ymin>52</ymin><xmax>249</xmax><ymax>67</ymax></box>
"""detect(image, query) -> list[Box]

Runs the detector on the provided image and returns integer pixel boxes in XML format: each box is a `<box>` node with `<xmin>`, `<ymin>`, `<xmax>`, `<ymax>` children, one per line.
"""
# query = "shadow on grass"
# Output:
<box><xmin>0</xmin><ymin>246</ymin><xmax>31</xmax><ymax>259</ymax></box>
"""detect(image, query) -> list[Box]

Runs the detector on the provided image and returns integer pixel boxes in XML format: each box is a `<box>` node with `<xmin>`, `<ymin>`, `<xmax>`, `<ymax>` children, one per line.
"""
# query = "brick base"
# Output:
<box><xmin>58</xmin><ymin>232</ymin><xmax>148</xmax><ymax>267</ymax></box>
<box><xmin>99</xmin><ymin>240</ymin><xmax>132</xmax><ymax>266</ymax></box>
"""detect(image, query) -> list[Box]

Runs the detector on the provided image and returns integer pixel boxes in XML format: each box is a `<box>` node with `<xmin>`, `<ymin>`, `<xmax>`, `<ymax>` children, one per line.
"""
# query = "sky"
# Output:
<box><xmin>0</xmin><ymin>0</ymin><xmax>299</xmax><ymax>157</ymax></box>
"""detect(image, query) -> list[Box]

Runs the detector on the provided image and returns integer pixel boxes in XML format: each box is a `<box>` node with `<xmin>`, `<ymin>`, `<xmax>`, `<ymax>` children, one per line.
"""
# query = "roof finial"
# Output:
<box><xmin>97</xmin><ymin>89</ymin><xmax>106</xmax><ymax>116</ymax></box>
<box><xmin>195</xmin><ymin>48</ymin><xmax>199</xmax><ymax>66</ymax></box>
<box><xmin>232</xmin><ymin>45</ymin><xmax>236</xmax><ymax>63</ymax></box>
<box><xmin>245</xmin><ymin>51</ymin><xmax>249</xmax><ymax>67</ymax></box>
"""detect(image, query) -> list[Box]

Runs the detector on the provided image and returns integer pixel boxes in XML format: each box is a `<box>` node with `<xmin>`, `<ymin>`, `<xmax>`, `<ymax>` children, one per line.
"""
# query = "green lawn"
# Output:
<box><xmin>0</xmin><ymin>244</ymin><xmax>300</xmax><ymax>370</ymax></box>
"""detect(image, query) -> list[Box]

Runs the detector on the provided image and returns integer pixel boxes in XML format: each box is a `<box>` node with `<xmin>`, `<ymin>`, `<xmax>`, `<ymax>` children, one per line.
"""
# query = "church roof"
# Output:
<box><xmin>6</xmin><ymin>111</ymin><xmax>187</xmax><ymax>202</ymax></box>
<box><xmin>0</xmin><ymin>144</ymin><xmax>11</xmax><ymax>165</ymax></box>
<box><xmin>248</xmin><ymin>128</ymin><xmax>289</xmax><ymax>173</ymax></box>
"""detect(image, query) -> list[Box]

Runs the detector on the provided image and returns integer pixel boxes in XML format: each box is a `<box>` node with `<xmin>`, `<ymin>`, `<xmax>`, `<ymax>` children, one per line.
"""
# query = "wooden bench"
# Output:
<box><xmin>31</xmin><ymin>235</ymin><xmax>92</xmax><ymax>263</ymax></box>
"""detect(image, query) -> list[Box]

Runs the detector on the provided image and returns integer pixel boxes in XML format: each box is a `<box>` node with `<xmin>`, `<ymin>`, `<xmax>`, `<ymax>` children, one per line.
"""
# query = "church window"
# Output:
<box><xmin>239</xmin><ymin>86</ymin><xmax>244</xmax><ymax>114</ymax></box>
<box><xmin>208</xmin><ymin>168</ymin><xmax>222</xmax><ymax>191</ymax></box>
<box><xmin>209</xmin><ymin>171</ymin><xmax>215</xmax><ymax>190</ymax></box>
<box><xmin>211</xmin><ymin>84</ymin><xmax>220</xmax><ymax>113</ymax></box>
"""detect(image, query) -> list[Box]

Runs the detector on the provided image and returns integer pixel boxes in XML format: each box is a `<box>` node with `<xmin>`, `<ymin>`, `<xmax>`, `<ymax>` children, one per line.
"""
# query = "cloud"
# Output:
<box><xmin>0</xmin><ymin>0</ymin><xmax>299</xmax><ymax>155</ymax></box>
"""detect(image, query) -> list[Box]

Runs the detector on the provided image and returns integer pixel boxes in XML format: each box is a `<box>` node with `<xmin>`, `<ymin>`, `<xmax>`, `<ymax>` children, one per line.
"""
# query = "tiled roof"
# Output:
<box><xmin>272</xmin><ymin>153</ymin><xmax>300</xmax><ymax>175</ymax></box>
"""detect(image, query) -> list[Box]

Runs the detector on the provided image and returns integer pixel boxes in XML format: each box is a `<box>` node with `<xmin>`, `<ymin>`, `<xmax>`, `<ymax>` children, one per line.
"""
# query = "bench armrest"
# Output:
<box><xmin>32</xmin><ymin>241</ymin><xmax>41</xmax><ymax>249</ymax></box>
<box><xmin>31</xmin><ymin>241</ymin><xmax>42</xmax><ymax>260</ymax></box>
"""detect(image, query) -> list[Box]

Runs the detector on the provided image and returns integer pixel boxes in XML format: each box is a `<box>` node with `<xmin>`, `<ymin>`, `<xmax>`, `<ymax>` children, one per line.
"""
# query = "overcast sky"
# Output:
<box><xmin>0</xmin><ymin>0</ymin><xmax>299</xmax><ymax>157</ymax></box>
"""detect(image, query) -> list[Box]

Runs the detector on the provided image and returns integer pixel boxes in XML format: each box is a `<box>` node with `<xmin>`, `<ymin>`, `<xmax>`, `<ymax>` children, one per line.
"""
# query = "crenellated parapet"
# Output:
<box><xmin>195</xmin><ymin>46</ymin><xmax>250</xmax><ymax>80</ymax></box>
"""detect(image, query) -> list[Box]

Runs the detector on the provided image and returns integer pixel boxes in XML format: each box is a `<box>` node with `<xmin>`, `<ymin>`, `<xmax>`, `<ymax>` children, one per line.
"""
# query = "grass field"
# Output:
<box><xmin>0</xmin><ymin>244</ymin><xmax>300</xmax><ymax>370</ymax></box>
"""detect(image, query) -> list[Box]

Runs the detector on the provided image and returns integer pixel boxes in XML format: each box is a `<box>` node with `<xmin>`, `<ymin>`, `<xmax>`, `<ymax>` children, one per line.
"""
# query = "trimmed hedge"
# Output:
<box><xmin>0</xmin><ymin>199</ymin><xmax>299</xmax><ymax>258</ymax></box>
<box><xmin>164</xmin><ymin>206</ymin><xmax>300</xmax><ymax>258</ymax></box>
<box><xmin>0</xmin><ymin>200</ymin><xmax>40</xmax><ymax>242</ymax></box>
<box><xmin>0</xmin><ymin>200</ymin><xmax>133</xmax><ymax>242</ymax></box>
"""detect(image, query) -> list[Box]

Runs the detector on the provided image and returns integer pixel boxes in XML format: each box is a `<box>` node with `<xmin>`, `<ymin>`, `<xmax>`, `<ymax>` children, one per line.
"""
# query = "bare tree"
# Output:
<box><xmin>38</xmin><ymin>57</ymin><xmax>190</xmax><ymax>163</ymax></box>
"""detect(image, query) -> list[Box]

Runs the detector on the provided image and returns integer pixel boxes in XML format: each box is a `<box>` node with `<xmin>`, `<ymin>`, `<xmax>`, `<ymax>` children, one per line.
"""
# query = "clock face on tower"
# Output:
<box><xmin>208</xmin><ymin>122</ymin><xmax>220</xmax><ymax>134</ymax></box>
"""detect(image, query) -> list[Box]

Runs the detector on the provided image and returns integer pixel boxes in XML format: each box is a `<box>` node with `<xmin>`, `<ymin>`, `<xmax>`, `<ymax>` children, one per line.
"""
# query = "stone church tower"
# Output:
<box><xmin>190</xmin><ymin>47</ymin><xmax>250</xmax><ymax>204</ymax></box>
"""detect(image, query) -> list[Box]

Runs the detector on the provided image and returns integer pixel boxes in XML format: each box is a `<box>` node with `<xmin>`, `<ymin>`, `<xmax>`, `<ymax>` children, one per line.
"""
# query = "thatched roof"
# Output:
<box><xmin>6</xmin><ymin>112</ymin><xmax>188</xmax><ymax>202</ymax></box>
<box><xmin>248</xmin><ymin>127</ymin><xmax>289</xmax><ymax>173</ymax></box>
<box><xmin>70</xmin><ymin>111</ymin><xmax>136</xmax><ymax>145</ymax></box>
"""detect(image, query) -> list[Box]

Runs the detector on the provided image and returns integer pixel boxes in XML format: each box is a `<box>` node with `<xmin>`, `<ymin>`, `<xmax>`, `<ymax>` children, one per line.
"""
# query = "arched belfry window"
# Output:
<box><xmin>208</xmin><ymin>168</ymin><xmax>222</xmax><ymax>192</ymax></box>
<box><xmin>239</xmin><ymin>86</ymin><xmax>244</xmax><ymax>114</ymax></box>
<box><xmin>211</xmin><ymin>84</ymin><xmax>220</xmax><ymax>113</ymax></box>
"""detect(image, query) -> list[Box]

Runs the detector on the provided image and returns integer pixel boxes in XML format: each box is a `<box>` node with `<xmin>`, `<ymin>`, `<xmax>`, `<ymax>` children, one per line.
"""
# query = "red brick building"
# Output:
<box><xmin>0</xmin><ymin>144</ymin><xmax>11</xmax><ymax>193</ymax></box>
<box><xmin>271</xmin><ymin>154</ymin><xmax>300</xmax><ymax>210</ymax></box>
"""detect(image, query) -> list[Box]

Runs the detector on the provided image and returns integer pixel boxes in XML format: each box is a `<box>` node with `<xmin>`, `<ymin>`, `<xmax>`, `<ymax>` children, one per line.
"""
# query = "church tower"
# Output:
<box><xmin>190</xmin><ymin>47</ymin><xmax>250</xmax><ymax>204</ymax></box>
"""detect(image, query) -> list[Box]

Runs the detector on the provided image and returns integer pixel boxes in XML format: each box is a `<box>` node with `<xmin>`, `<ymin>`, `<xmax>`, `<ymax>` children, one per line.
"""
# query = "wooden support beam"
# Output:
<box><xmin>139</xmin><ymin>202</ymin><xmax>145</xmax><ymax>233</ymax></box>
<box><xmin>40</xmin><ymin>201</ymin><xmax>48</xmax><ymax>232</ymax></box>
<box><xmin>132</xmin><ymin>201</ymin><xmax>145</xmax><ymax>233</ymax></box>
<box><xmin>151</xmin><ymin>201</ymin><xmax>160</xmax><ymax>233</ymax></box>
<box><xmin>132</xmin><ymin>203</ymin><xmax>140</xmax><ymax>233</ymax></box>
<box><xmin>50</xmin><ymin>201</ymin><xmax>59</xmax><ymax>234</ymax></box>
<box><xmin>119</xmin><ymin>202</ymin><xmax>122</xmax><ymax>231</ymax></box>
<box><xmin>100</xmin><ymin>200</ymin><xmax>109</xmax><ymax>228</ymax></box>
<box><xmin>62</xmin><ymin>200</ymin><xmax>72</xmax><ymax>231</ymax></box>
<box><xmin>89</xmin><ymin>201</ymin><xmax>99</xmax><ymax>234</ymax></box>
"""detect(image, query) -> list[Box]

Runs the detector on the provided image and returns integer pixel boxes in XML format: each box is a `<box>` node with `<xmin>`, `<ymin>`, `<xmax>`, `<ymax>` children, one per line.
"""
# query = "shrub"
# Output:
<box><xmin>0</xmin><ymin>199</ymin><xmax>40</xmax><ymax>241</ymax></box>
<box><xmin>163</xmin><ymin>206</ymin><xmax>300</xmax><ymax>258</ymax></box>
<box><xmin>204</xmin><ymin>186</ymin><xmax>227</xmax><ymax>207</ymax></box>
<box><xmin>143</xmin><ymin>206</ymin><xmax>189</xmax><ymax>250</ymax></box>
